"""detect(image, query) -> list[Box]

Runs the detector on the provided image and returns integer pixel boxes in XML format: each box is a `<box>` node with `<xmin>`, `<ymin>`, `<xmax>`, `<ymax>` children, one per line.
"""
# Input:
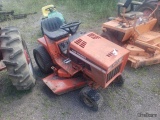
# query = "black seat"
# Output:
<box><xmin>117</xmin><ymin>1</ymin><xmax>143</xmax><ymax>19</ymax></box>
<box><xmin>41</xmin><ymin>17</ymin><xmax>69</xmax><ymax>41</ymax></box>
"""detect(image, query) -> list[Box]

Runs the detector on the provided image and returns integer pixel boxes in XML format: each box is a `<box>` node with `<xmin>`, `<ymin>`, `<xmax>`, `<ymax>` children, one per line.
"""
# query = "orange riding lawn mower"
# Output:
<box><xmin>0</xmin><ymin>27</ymin><xmax>35</xmax><ymax>90</ymax></box>
<box><xmin>102</xmin><ymin>0</ymin><xmax>160</xmax><ymax>68</ymax></box>
<box><xmin>33</xmin><ymin>5</ymin><xmax>129</xmax><ymax>111</ymax></box>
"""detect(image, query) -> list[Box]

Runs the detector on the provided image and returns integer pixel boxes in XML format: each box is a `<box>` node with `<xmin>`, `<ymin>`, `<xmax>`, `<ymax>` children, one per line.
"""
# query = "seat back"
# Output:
<box><xmin>41</xmin><ymin>17</ymin><xmax>63</xmax><ymax>34</ymax></box>
<box><xmin>41</xmin><ymin>17</ymin><xmax>69</xmax><ymax>41</ymax></box>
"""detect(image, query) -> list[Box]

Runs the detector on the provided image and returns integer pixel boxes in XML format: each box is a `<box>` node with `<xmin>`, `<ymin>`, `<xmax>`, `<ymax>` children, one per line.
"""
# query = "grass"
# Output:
<box><xmin>134</xmin><ymin>67</ymin><xmax>147</xmax><ymax>76</ymax></box>
<box><xmin>101</xmin><ymin>85</ymin><xmax>135</xmax><ymax>113</ymax></box>
<box><xmin>151</xmin><ymin>79</ymin><xmax>160</xmax><ymax>95</ymax></box>
<box><xmin>1</xmin><ymin>0</ymin><xmax>117</xmax><ymax>20</ymax></box>
<box><xmin>57</xmin><ymin>0</ymin><xmax>117</xmax><ymax>20</ymax></box>
<box><xmin>0</xmin><ymin>71</ymin><xmax>31</xmax><ymax>102</ymax></box>
<box><xmin>0</xmin><ymin>0</ymin><xmax>118</xmax><ymax>38</ymax></box>
<box><xmin>1</xmin><ymin>0</ymin><xmax>53</xmax><ymax>14</ymax></box>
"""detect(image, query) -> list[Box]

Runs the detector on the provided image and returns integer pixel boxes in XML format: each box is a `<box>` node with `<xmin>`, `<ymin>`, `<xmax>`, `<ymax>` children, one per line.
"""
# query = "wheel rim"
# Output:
<box><xmin>35</xmin><ymin>53</ymin><xmax>45</xmax><ymax>70</ymax></box>
<box><xmin>28</xmin><ymin>62</ymin><xmax>34</xmax><ymax>75</ymax></box>
<box><xmin>22</xmin><ymin>40</ymin><xmax>34</xmax><ymax>76</ymax></box>
<box><xmin>83</xmin><ymin>96</ymin><xmax>94</xmax><ymax>107</ymax></box>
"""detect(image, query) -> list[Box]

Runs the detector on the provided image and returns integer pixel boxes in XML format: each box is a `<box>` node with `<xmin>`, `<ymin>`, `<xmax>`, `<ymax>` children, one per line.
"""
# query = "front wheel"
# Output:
<box><xmin>112</xmin><ymin>75</ymin><xmax>125</xmax><ymax>87</ymax></box>
<box><xmin>33</xmin><ymin>46</ymin><xmax>54</xmax><ymax>74</ymax></box>
<box><xmin>79</xmin><ymin>87</ymin><xmax>103</xmax><ymax>111</ymax></box>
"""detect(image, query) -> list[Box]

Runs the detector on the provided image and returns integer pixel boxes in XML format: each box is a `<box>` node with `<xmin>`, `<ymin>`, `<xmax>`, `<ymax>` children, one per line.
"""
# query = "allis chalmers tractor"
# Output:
<box><xmin>102</xmin><ymin>0</ymin><xmax>160</xmax><ymax>68</ymax></box>
<box><xmin>0</xmin><ymin>27</ymin><xmax>35</xmax><ymax>90</ymax></box>
<box><xmin>33</xmin><ymin>17</ymin><xmax>129</xmax><ymax>111</ymax></box>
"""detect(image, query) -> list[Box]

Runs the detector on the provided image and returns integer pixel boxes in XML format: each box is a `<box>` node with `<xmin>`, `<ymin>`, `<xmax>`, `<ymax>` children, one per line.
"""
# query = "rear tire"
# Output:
<box><xmin>33</xmin><ymin>45</ymin><xmax>54</xmax><ymax>74</ymax></box>
<box><xmin>0</xmin><ymin>27</ymin><xmax>36</xmax><ymax>90</ymax></box>
<box><xmin>136</xmin><ymin>2</ymin><xmax>160</xmax><ymax>30</ymax></box>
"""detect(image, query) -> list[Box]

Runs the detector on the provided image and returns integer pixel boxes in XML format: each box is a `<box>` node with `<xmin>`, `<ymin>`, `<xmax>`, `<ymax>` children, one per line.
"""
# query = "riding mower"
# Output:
<box><xmin>102</xmin><ymin>0</ymin><xmax>160</xmax><ymax>68</ymax></box>
<box><xmin>33</xmin><ymin>17</ymin><xmax>129</xmax><ymax>111</ymax></box>
<box><xmin>0</xmin><ymin>27</ymin><xmax>35</xmax><ymax>90</ymax></box>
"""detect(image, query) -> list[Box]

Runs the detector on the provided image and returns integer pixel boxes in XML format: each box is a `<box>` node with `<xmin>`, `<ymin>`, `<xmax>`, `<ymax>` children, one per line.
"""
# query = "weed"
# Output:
<box><xmin>2</xmin><ymin>0</ymin><xmax>117</xmax><ymax>21</ymax></box>
<box><xmin>134</xmin><ymin>67</ymin><xmax>147</xmax><ymax>76</ymax></box>
<box><xmin>43</xmin><ymin>113</ymin><xmax>49</xmax><ymax>120</ymax></box>
<box><xmin>133</xmin><ymin>80</ymin><xmax>143</xmax><ymax>88</ymax></box>
<box><xmin>0</xmin><ymin>111</ymin><xmax>1</xmax><ymax>118</ymax></box>
<box><xmin>61</xmin><ymin>111</ymin><xmax>71</xmax><ymax>119</ymax></box>
<box><xmin>151</xmin><ymin>80</ymin><xmax>160</xmax><ymax>95</ymax></box>
<box><xmin>61</xmin><ymin>111</ymin><xmax>70</xmax><ymax>116</ymax></box>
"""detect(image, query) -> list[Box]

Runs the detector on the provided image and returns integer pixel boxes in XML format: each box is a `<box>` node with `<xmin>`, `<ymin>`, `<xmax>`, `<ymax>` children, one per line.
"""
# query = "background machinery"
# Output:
<box><xmin>102</xmin><ymin>0</ymin><xmax>160</xmax><ymax>68</ymax></box>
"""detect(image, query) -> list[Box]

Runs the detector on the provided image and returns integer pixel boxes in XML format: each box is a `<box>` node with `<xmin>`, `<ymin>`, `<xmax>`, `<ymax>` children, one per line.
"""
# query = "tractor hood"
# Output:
<box><xmin>69</xmin><ymin>32</ymin><xmax>129</xmax><ymax>71</ymax></box>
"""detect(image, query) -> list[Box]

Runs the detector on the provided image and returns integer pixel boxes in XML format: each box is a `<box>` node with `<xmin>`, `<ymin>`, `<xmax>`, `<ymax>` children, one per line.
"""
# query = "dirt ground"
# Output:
<box><xmin>0</xmin><ymin>1</ymin><xmax>160</xmax><ymax>120</ymax></box>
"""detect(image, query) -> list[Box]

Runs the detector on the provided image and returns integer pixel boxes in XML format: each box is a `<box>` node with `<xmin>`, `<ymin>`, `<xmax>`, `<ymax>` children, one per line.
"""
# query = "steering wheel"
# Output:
<box><xmin>60</xmin><ymin>22</ymin><xmax>81</xmax><ymax>35</ymax></box>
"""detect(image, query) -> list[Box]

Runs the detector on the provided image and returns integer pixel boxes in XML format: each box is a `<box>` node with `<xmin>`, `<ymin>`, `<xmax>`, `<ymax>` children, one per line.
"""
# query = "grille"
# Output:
<box><xmin>87</xmin><ymin>33</ymin><xmax>101</xmax><ymax>39</ymax></box>
<box><xmin>74</xmin><ymin>39</ymin><xmax>87</xmax><ymax>48</ymax></box>
<box><xmin>107</xmin><ymin>64</ymin><xmax>121</xmax><ymax>81</ymax></box>
<box><xmin>75</xmin><ymin>39</ymin><xmax>82</xmax><ymax>44</ymax></box>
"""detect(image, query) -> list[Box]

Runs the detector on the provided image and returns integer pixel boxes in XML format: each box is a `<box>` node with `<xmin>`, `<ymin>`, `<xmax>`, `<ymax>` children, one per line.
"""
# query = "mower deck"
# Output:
<box><xmin>128</xmin><ymin>54</ymin><xmax>160</xmax><ymax>68</ymax></box>
<box><xmin>0</xmin><ymin>61</ymin><xmax>5</xmax><ymax>71</ymax></box>
<box><xmin>43</xmin><ymin>73</ymin><xmax>87</xmax><ymax>95</ymax></box>
<box><xmin>126</xmin><ymin>31</ymin><xmax>160</xmax><ymax>68</ymax></box>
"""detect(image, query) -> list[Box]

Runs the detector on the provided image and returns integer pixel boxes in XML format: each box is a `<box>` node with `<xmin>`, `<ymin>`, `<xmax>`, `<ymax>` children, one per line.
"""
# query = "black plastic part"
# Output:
<box><xmin>60</xmin><ymin>22</ymin><xmax>81</xmax><ymax>35</ymax></box>
<box><xmin>44</xmin><ymin>29</ymin><xmax>68</xmax><ymax>41</ymax></box>
<box><xmin>0</xmin><ymin>51</ymin><xmax>2</xmax><ymax>60</ymax></box>
<box><xmin>111</xmin><ymin>75</ymin><xmax>125</xmax><ymax>87</ymax></box>
<box><xmin>41</xmin><ymin>17</ymin><xmax>69</xmax><ymax>41</ymax></box>
<box><xmin>79</xmin><ymin>87</ymin><xmax>103</xmax><ymax>111</ymax></box>
<box><xmin>58</xmin><ymin>40</ymin><xmax>69</xmax><ymax>55</ymax></box>
<box><xmin>123</xmin><ymin>0</ymin><xmax>132</xmax><ymax>8</ymax></box>
<box><xmin>41</xmin><ymin>17</ymin><xmax>63</xmax><ymax>33</ymax></box>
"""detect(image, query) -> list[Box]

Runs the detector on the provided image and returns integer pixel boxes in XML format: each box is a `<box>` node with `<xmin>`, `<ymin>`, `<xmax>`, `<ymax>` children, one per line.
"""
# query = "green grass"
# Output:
<box><xmin>57</xmin><ymin>0</ymin><xmax>117</xmax><ymax>20</ymax></box>
<box><xmin>1</xmin><ymin>0</ymin><xmax>53</xmax><ymax>14</ymax></box>
<box><xmin>0</xmin><ymin>71</ymin><xmax>31</xmax><ymax>101</ymax></box>
<box><xmin>1</xmin><ymin>0</ymin><xmax>117</xmax><ymax>20</ymax></box>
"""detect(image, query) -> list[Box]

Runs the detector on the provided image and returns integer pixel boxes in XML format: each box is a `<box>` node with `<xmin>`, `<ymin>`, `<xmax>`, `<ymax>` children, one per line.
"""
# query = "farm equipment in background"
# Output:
<box><xmin>0</xmin><ymin>27</ymin><xmax>35</xmax><ymax>90</ymax></box>
<box><xmin>33</xmin><ymin>17</ymin><xmax>129</xmax><ymax>111</ymax></box>
<box><xmin>101</xmin><ymin>0</ymin><xmax>160</xmax><ymax>68</ymax></box>
<box><xmin>0</xmin><ymin>4</ymin><xmax>37</xmax><ymax>22</ymax></box>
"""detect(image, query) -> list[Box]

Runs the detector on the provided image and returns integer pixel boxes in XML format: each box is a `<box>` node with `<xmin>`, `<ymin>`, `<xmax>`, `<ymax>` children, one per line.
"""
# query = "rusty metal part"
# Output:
<box><xmin>125</xmin><ymin>31</ymin><xmax>160</xmax><ymax>68</ymax></box>
<box><xmin>148</xmin><ymin>2</ymin><xmax>160</xmax><ymax>19</ymax></box>
<box><xmin>102</xmin><ymin>1</ymin><xmax>160</xmax><ymax>68</ymax></box>
<box><xmin>43</xmin><ymin>73</ymin><xmax>87</xmax><ymax>95</ymax></box>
